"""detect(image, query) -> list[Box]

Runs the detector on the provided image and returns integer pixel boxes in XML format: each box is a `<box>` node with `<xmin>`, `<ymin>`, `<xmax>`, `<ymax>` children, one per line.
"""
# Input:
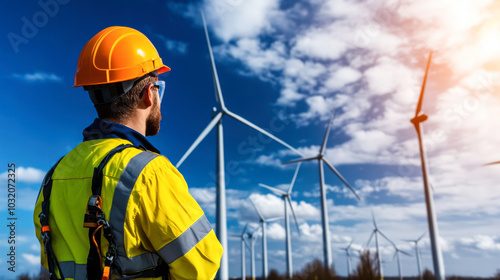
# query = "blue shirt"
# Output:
<box><xmin>82</xmin><ymin>118</ymin><xmax>161</xmax><ymax>154</ymax></box>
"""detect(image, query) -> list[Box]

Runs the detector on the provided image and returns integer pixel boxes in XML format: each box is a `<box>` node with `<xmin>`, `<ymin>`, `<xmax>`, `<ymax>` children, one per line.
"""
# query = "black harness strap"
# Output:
<box><xmin>39</xmin><ymin>157</ymin><xmax>65</xmax><ymax>280</ymax></box>
<box><xmin>85</xmin><ymin>144</ymin><xmax>135</xmax><ymax>280</ymax></box>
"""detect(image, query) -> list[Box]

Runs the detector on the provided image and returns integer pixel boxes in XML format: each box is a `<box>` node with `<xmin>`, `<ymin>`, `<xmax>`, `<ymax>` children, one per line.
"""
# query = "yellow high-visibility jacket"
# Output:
<box><xmin>33</xmin><ymin>135</ymin><xmax>223</xmax><ymax>280</ymax></box>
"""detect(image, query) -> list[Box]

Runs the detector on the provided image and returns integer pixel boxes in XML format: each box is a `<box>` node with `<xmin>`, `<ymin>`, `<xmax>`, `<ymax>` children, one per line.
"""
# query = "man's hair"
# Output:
<box><xmin>94</xmin><ymin>75</ymin><xmax>157</xmax><ymax>120</ymax></box>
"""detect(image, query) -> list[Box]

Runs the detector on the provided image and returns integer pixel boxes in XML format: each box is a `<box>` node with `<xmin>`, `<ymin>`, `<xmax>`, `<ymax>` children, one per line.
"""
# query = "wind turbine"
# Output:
<box><xmin>366</xmin><ymin>212</ymin><xmax>395</xmax><ymax>280</ymax></box>
<box><xmin>392</xmin><ymin>244</ymin><xmax>411</xmax><ymax>280</ymax></box>
<box><xmin>283</xmin><ymin>110</ymin><xmax>360</xmax><ymax>270</ymax></box>
<box><xmin>404</xmin><ymin>233</ymin><xmax>426</xmax><ymax>280</ymax></box>
<box><xmin>231</xmin><ymin>224</ymin><xmax>249</xmax><ymax>280</ymax></box>
<box><xmin>410</xmin><ymin>51</ymin><xmax>445</xmax><ymax>280</ymax></box>
<box><xmin>175</xmin><ymin>12</ymin><xmax>302</xmax><ymax>280</ymax></box>
<box><xmin>340</xmin><ymin>239</ymin><xmax>355</xmax><ymax>278</ymax></box>
<box><xmin>246</xmin><ymin>226</ymin><xmax>261</xmax><ymax>280</ymax></box>
<box><xmin>250</xmin><ymin>198</ymin><xmax>282</xmax><ymax>279</ymax></box>
<box><xmin>259</xmin><ymin>163</ymin><xmax>302</xmax><ymax>279</ymax></box>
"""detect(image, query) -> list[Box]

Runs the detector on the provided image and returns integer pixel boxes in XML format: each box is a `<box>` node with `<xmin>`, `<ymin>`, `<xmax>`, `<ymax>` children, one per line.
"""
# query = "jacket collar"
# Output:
<box><xmin>82</xmin><ymin>118</ymin><xmax>161</xmax><ymax>154</ymax></box>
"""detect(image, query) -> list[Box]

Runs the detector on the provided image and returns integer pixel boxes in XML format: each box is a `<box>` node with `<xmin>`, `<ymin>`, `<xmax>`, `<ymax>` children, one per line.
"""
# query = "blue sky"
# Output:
<box><xmin>2</xmin><ymin>0</ymin><xmax>500</xmax><ymax>278</ymax></box>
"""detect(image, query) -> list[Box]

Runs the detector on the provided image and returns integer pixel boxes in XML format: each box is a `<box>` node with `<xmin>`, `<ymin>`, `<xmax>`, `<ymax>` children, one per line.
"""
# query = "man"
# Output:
<box><xmin>33</xmin><ymin>26</ymin><xmax>223</xmax><ymax>280</ymax></box>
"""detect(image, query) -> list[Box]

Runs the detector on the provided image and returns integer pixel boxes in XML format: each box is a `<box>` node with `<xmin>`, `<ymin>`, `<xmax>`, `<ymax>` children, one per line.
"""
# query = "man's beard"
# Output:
<box><xmin>145</xmin><ymin>96</ymin><xmax>161</xmax><ymax>136</ymax></box>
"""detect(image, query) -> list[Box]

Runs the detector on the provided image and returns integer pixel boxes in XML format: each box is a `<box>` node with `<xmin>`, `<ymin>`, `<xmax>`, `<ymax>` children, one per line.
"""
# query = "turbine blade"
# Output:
<box><xmin>320</xmin><ymin>110</ymin><xmax>335</xmax><ymax>155</ymax></box>
<box><xmin>259</xmin><ymin>183</ymin><xmax>287</xmax><ymax>196</ymax></box>
<box><xmin>378</xmin><ymin>230</ymin><xmax>396</xmax><ymax>248</ymax></box>
<box><xmin>322</xmin><ymin>158</ymin><xmax>360</xmax><ymax>201</ymax></box>
<box><xmin>265</xmin><ymin>216</ymin><xmax>283</xmax><ymax>222</ymax></box>
<box><xmin>283</xmin><ymin>156</ymin><xmax>318</xmax><ymax>165</ymax></box>
<box><xmin>400</xmin><ymin>250</ymin><xmax>412</xmax><ymax>257</ymax></box>
<box><xmin>244</xmin><ymin>238</ymin><xmax>251</xmax><ymax>251</ymax></box>
<box><xmin>371</xmin><ymin>210</ymin><xmax>377</xmax><ymax>229</ymax></box>
<box><xmin>242</xmin><ymin>223</ymin><xmax>248</xmax><ymax>236</ymax></box>
<box><xmin>251</xmin><ymin>226</ymin><xmax>261</xmax><ymax>236</ymax></box>
<box><xmin>250</xmin><ymin>198</ymin><xmax>264</xmax><ymax>221</ymax></box>
<box><xmin>176</xmin><ymin>112</ymin><xmax>223</xmax><ymax>168</ymax></box>
<box><xmin>225</xmin><ymin>110</ymin><xmax>302</xmax><ymax>156</ymax></box>
<box><xmin>402</xmin><ymin>239</ymin><xmax>416</xmax><ymax>243</ymax></box>
<box><xmin>289</xmin><ymin>162</ymin><xmax>302</xmax><ymax>193</ymax></box>
<box><xmin>414</xmin><ymin>51</ymin><xmax>433</xmax><ymax>118</ymax></box>
<box><xmin>417</xmin><ymin>232</ymin><xmax>426</xmax><ymax>242</ymax></box>
<box><xmin>347</xmin><ymin>239</ymin><xmax>355</xmax><ymax>249</ymax></box>
<box><xmin>484</xmin><ymin>161</ymin><xmax>500</xmax><ymax>166</ymax></box>
<box><xmin>366</xmin><ymin>231</ymin><xmax>375</xmax><ymax>248</ymax></box>
<box><xmin>287</xmin><ymin>196</ymin><xmax>301</xmax><ymax>234</ymax></box>
<box><xmin>200</xmin><ymin>10</ymin><xmax>225</xmax><ymax>109</ymax></box>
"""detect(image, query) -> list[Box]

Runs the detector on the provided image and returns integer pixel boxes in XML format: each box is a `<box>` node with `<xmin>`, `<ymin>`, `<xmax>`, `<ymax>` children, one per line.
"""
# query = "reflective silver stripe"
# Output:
<box><xmin>113</xmin><ymin>251</ymin><xmax>161</xmax><ymax>274</ymax></box>
<box><xmin>109</xmin><ymin>151</ymin><xmax>159</xmax><ymax>274</ymax></box>
<box><xmin>58</xmin><ymin>261</ymin><xmax>86</xmax><ymax>280</ymax></box>
<box><xmin>158</xmin><ymin>214</ymin><xmax>213</xmax><ymax>264</ymax></box>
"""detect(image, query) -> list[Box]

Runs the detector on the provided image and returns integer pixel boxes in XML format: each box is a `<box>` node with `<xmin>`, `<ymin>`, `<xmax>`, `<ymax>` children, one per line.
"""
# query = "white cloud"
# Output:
<box><xmin>324</xmin><ymin>67</ymin><xmax>362</xmax><ymax>91</ymax></box>
<box><xmin>22</xmin><ymin>253</ymin><xmax>40</xmax><ymax>266</ymax></box>
<box><xmin>203</xmin><ymin>0</ymin><xmax>282</xmax><ymax>42</ymax></box>
<box><xmin>266</xmin><ymin>222</ymin><xmax>286</xmax><ymax>240</ymax></box>
<box><xmin>215</xmin><ymin>38</ymin><xmax>286</xmax><ymax>81</ymax></box>
<box><xmin>189</xmin><ymin>187</ymin><xmax>216</xmax><ymax>204</ymax></box>
<box><xmin>1</xmin><ymin>166</ymin><xmax>45</xmax><ymax>184</ymax></box>
<box><xmin>364</xmin><ymin>56</ymin><xmax>418</xmax><ymax>96</ymax></box>
<box><xmin>164</xmin><ymin>39</ymin><xmax>188</xmax><ymax>54</ymax></box>
<box><xmin>318</xmin><ymin>0</ymin><xmax>371</xmax><ymax>20</ymax></box>
<box><xmin>291</xmin><ymin>26</ymin><xmax>349</xmax><ymax>61</ymax></box>
<box><xmin>12</xmin><ymin>72</ymin><xmax>62</xmax><ymax>83</ymax></box>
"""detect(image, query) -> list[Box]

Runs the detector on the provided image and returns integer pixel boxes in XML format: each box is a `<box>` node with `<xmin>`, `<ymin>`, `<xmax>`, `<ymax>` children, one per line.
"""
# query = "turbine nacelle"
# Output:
<box><xmin>411</xmin><ymin>114</ymin><xmax>428</xmax><ymax>125</ymax></box>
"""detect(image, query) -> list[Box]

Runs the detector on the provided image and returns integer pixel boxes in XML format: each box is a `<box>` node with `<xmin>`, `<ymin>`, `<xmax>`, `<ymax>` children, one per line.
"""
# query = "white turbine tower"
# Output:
<box><xmin>246</xmin><ymin>226</ymin><xmax>261</xmax><ymax>280</ymax></box>
<box><xmin>404</xmin><ymin>233</ymin><xmax>426</xmax><ymax>280</ymax></box>
<box><xmin>366</xmin><ymin>212</ymin><xmax>394</xmax><ymax>280</ymax></box>
<box><xmin>250</xmin><ymin>198</ymin><xmax>282</xmax><ymax>279</ymax></box>
<box><xmin>284</xmin><ymin>110</ymin><xmax>360</xmax><ymax>270</ymax></box>
<box><xmin>175</xmin><ymin>12</ymin><xmax>301</xmax><ymax>280</ymax></box>
<box><xmin>259</xmin><ymin>163</ymin><xmax>302</xmax><ymax>279</ymax></box>
<box><xmin>410</xmin><ymin>51</ymin><xmax>445</xmax><ymax>280</ymax></box>
<box><xmin>231</xmin><ymin>224</ymin><xmax>249</xmax><ymax>280</ymax></box>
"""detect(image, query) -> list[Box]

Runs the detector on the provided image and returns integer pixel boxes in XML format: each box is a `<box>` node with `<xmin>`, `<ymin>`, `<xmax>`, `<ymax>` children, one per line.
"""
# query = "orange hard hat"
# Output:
<box><xmin>74</xmin><ymin>26</ymin><xmax>170</xmax><ymax>87</ymax></box>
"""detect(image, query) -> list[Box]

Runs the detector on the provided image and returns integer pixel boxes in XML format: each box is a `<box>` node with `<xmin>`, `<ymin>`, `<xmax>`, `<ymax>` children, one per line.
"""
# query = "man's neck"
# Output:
<box><xmin>104</xmin><ymin>115</ymin><xmax>146</xmax><ymax>136</ymax></box>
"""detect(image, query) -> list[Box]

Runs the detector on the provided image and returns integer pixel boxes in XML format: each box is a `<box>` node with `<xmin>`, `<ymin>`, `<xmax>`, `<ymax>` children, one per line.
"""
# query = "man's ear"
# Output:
<box><xmin>141</xmin><ymin>83</ymin><xmax>154</xmax><ymax>107</ymax></box>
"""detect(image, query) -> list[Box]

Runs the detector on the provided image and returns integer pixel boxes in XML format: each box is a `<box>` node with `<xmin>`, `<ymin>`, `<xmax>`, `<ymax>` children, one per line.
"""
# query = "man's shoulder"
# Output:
<box><xmin>53</xmin><ymin>138</ymin><xmax>137</xmax><ymax>178</ymax></box>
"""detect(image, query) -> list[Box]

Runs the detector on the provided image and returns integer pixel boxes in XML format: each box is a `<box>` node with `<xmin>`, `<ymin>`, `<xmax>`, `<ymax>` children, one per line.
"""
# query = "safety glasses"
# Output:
<box><xmin>152</xmin><ymin>80</ymin><xmax>165</xmax><ymax>102</ymax></box>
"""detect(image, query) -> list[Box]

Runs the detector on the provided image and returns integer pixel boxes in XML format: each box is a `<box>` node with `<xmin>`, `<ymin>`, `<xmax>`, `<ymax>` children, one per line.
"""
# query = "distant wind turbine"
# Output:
<box><xmin>259</xmin><ymin>163</ymin><xmax>302</xmax><ymax>279</ymax></box>
<box><xmin>175</xmin><ymin>12</ymin><xmax>302</xmax><ymax>280</ymax></box>
<box><xmin>391</xmin><ymin>244</ymin><xmax>412</xmax><ymax>280</ymax></box>
<box><xmin>366</xmin><ymin>211</ymin><xmax>395</xmax><ymax>280</ymax></box>
<box><xmin>231</xmin><ymin>224</ymin><xmax>248</xmax><ymax>280</ymax></box>
<box><xmin>246</xmin><ymin>226</ymin><xmax>261</xmax><ymax>280</ymax></box>
<box><xmin>283</xmin><ymin>110</ymin><xmax>360</xmax><ymax>270</ymax></box>
<box><xmin>410</xmin><ymin>51</ymin><xmax>445</xmax><ymax>280</ymax></box>
<box><xmin>250</xmin><ymin>198</ymin><xmax>282</xmax><ymax>279</ymax></box>
<box><xmin>404</xmin><ymin>233</ymin><xmax>426</xmax><ymax>280</ymax></box>
<box><xmin>340</xmin><ymin>239</ymin><xmax>355</xmax><ymax>278</ymax></box>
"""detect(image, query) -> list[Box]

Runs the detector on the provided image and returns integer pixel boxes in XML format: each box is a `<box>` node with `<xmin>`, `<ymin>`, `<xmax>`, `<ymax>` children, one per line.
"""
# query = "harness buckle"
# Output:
<box><xmin>84</xmin><ymin>195</ymin><xmax>103</xmax><ymax>228</ymax></box>
<box><xmin>41</xmin><ymin>231</ymin><xmax>50</xmax><ymax>254</ymax></box>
